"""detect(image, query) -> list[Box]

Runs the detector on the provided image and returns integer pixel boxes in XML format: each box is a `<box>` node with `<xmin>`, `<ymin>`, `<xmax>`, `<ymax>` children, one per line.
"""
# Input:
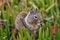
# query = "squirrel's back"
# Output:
<box><xmin>15</xmin><ymin>12</ymin><xmax>27</xmax><ymax>31</ymax></box>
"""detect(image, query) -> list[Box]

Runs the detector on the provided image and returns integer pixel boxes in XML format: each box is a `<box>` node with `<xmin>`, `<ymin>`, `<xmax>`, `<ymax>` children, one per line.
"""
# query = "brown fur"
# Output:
<box><xmin>15</xmin><ymin>9</ymin><xmax>43</xmax><ymax>36</ymax></box>
<box><xmin>15</xmin><ymin>12</ymin><xmax>27</xmax><ymax>31</ymax></box>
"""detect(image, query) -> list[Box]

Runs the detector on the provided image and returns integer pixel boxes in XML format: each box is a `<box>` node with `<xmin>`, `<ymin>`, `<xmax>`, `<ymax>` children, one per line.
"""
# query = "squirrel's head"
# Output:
<box><xmin>25</xmin><ymin>8</ymin><xmax>43</xmax><ymax>31</ymax></box>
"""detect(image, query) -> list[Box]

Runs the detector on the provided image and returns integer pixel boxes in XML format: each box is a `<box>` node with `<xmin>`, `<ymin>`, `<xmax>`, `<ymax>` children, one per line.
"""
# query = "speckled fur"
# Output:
<box><xmin>15</xmin><ymin>12</ymin><xmax>27</xmax><ymax>31</ymax></box>
<box><xmin>15</xmin><ymin>9</ymin><xmax>43</xmax><ymax>35</ymax></box>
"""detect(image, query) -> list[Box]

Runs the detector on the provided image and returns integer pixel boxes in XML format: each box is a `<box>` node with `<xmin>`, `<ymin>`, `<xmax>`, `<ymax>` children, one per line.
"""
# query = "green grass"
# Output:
<box><xmin>0</xmin><ymin>0</ymin><xmax>60</xmax><ymax>40</ymax></box>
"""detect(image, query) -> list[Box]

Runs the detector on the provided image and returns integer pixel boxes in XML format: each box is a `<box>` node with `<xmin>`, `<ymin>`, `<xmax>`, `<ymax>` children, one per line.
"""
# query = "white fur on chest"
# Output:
<box><xmin>24</xmin><ymin>12</ymin><xmax>32</xmax><ymax>28</ymax></box>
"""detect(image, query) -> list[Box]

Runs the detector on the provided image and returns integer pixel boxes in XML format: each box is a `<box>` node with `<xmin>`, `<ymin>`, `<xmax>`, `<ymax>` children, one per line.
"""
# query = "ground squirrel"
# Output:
<box><xmin>15</xmin><ymin>8</ymin><xmax>43</xmax><ymax>35</ymax></box>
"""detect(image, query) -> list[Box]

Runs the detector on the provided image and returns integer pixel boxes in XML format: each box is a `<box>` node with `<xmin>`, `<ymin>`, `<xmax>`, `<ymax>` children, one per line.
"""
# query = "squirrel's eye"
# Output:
<box><xmin>34</xmin><ymin>15</ymin><xmax>37</xmax><ymax>19</ymax></box>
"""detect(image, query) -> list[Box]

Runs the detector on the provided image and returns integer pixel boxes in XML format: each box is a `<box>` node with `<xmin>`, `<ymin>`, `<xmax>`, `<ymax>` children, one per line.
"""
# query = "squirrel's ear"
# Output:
<box><xmin>30</xmin><ymin>8</ymin><xmax>39</xmax><ymax>14</ymax></box>
<box><xmin>30</xmin><ymin>10</ymin><xmax>34</xmax><ymax>14</ymax></box>
<box><xmin>35</xmin><ymin>8</ymin><xmax>39</xmax><ymax>13</ymax></box>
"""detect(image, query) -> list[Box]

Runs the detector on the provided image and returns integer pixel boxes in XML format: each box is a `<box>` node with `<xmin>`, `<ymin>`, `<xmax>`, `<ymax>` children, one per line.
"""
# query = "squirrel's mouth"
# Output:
<box><xmin>36</xmin><ymin>20</ymin><xmax>43</xmax><ymax>28</ymax></box>
<box><xmin>31</xmin><ymin>22</ymin><xmax>42</xmax><ymax>30</ymax></box>
<box><xmin>29</xmin><ymin>20</ymin><xmax>43</xmax><ymax>31</ymax></box>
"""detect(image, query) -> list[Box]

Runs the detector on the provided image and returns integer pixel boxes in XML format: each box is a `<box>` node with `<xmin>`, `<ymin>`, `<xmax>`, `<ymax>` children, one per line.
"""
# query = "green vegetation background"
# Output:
<box><xmin>0</xmin><ymin>0</ymin><xmax>60</xmax><ymax>40</ymax></box>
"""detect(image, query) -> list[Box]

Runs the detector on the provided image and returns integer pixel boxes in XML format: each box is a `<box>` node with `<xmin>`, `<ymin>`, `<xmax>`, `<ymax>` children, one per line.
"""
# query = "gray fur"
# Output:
<box><xmin>15</xmin><ymin>9</ymin><xmax>43</xmax><ymax>35</ymax></box>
